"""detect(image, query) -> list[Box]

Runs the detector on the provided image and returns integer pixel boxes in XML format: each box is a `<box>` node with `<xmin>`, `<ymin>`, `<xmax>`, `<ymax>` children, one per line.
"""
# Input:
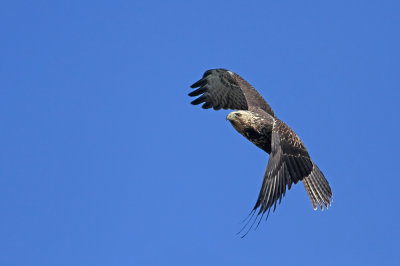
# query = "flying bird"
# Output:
<box><xmin>189</xmin><ymin>68</ymin><xmax>332</xmax><ymax>236</ymax></box>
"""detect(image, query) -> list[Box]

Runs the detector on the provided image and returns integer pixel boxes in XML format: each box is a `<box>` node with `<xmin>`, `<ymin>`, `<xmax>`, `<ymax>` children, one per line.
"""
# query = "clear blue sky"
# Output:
<box><xmin>1</xmin><ymin>1</ymin><xmax>399</xmax><ymax>265</ymax></box>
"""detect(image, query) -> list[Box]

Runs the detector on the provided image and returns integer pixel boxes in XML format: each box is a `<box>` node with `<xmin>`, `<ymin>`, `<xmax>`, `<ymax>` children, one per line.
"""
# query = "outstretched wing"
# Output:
<box><xmin>240</xmin><ymin>119</ymin><xmax>332</xmax><ymax>236</ymax></box>
<box><xmin>189</xmin><ymin>69</ymin><xmax>275</xmax><ymax>117</ymax></box>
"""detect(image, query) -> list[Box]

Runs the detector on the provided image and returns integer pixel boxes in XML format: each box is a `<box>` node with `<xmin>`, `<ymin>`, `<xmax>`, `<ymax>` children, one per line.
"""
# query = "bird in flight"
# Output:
<box><xmin>189</xmin><ymin>68</ymin><xmax>332</xmax><ymax>236</ymax></box>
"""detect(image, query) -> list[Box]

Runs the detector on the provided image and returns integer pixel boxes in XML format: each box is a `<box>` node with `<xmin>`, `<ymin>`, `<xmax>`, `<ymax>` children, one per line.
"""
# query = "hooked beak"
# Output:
<box><xmin>226</xmin><ymin>113</ymin><xmax>234</xmax><ymax>121</ymax></box>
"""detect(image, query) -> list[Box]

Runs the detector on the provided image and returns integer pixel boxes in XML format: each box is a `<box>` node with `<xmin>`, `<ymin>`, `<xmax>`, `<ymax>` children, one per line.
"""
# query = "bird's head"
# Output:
<box><xmin>226</xmin><ymin>111</ymin><xmax>255</xmax><ymax>132</ymax></box>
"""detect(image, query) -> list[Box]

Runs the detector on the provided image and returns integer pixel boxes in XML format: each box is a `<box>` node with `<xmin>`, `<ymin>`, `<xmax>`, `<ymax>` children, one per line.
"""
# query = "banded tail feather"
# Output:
<box><xmin>302</xmin><ymin>163</ymin><xmax>332</xmax><ymax>210</ymax></box>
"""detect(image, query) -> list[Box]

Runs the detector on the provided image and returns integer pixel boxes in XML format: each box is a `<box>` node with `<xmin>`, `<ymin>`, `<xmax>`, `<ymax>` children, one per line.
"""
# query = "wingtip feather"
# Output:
<box><xmin>190</xmin><ymin>95</ymin><xmax>206</xmax><ymax>105</ymax></box>
<box><xmin>190</xmin><ymin>78</ymin><xmax>207</xmax><ymax>88</ymax></box>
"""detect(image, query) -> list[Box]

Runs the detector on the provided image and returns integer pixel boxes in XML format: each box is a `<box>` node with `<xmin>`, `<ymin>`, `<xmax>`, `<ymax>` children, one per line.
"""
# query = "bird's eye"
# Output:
<box><xmin>235</xmin><ymin>113</ymin><xmax>242</xmax><ymax>117</ymax></box>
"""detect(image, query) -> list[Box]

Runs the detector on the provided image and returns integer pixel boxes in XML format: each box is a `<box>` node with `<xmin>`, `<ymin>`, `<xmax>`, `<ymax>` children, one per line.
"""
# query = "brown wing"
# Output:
<box><xmin>254</xmin><ymin>120</ymin><xmax>314</xmax><ymax>214</ymax></box>
<box><xmin>189</xmin><ymin>69</ymin><xmax>275</xmax><ymax>117</ymax></box>
<box><xmin>240</xmin><ymin>119</ymin><xmax>332</xmax><ymax>236</ymax></box>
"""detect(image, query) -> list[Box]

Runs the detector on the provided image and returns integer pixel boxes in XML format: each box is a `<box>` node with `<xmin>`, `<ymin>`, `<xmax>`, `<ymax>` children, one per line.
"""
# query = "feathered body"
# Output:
<box><xmin>227</xmin><ymin>110</ymin><xmax>273</xmax><ymax>153</ymax></box>
<box><xmin>189</xmin><ymin>68</ymin><xmax>332</xmax><ymax>235</ymax></box>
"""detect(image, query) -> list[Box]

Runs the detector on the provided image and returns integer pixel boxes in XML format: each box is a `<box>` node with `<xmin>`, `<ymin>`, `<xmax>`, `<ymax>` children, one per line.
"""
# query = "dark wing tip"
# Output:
<box><xmin>188</xmin><ymin>87</ymin><xmax>206</xmax><ymax>97</ymax></box>
<box><xmin>189</xmin><ymin>68</ymin><xmax>248</xmax><ymax>111</ymax></box>
<box><xmin>190</xmin><ymin>95</ymin><xmax>206</xmax><ymax>105</ymax></box>
<box><xmin>189</xmin><ymin>71</ymin><xmax>213</xmax><ymax>106</ymax></box>
<box><xmin>191</xmin><ymin>69</ymin><xmax>217</xmax><ymax>88</ymax></box>
<box><xmin>202</xmin><ymin>102</ymin><xmax>213</xmax><ymax>109</ymax></box>
<box><xmin>202</xmin><ymin>69</ymin><xmax>214</xmax><ymax>78</ymax></box>
<box><xmin>190</xmin><ymin>78</ymin><xmax>207</xmax><ymax>88</ymax></box>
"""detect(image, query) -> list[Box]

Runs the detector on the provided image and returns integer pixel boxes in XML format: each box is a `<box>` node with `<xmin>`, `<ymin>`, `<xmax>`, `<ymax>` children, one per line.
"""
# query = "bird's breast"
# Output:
<box><xmin>228</xmin><ymin>124</ymin><xmax>271</xmax><ymax>154</ymax></box>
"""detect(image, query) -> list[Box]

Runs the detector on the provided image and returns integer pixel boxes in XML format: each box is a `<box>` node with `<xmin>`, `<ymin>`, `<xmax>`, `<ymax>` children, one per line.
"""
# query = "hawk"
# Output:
<box><xmin>189</xmin><ymin>69</ymin><xmax>332</xmax><ymax>236</ymax></box>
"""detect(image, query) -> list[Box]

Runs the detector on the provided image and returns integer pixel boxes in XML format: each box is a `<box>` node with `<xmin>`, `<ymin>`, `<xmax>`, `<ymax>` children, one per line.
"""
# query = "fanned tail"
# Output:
<box><xmin>302</xmin><ymin>163</ymin><xmax>332</xmax><ymax>210</ymax></box>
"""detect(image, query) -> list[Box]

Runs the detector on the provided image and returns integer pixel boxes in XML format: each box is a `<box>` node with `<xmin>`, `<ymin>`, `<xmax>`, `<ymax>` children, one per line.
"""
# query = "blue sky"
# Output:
<box><xmin>1</xmin><ymin>1</ymin><xmax>399</xmax><ymax>265</ymax></box>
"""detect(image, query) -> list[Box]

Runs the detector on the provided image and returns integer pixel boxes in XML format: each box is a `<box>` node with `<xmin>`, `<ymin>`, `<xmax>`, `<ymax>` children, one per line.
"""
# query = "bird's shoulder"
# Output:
<box><xmin>273</xmin><ymin>119</ymin><xmax>309</xmax><ymax>157</ymax></box>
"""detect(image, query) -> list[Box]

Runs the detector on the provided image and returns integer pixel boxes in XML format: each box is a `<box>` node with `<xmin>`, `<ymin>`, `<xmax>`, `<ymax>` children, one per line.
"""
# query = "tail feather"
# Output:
<box><xmin>303</xmin><ymin>177</ymin><xmax>318</xmax><ymax>210</ymax></box>
<box><xmin>302</xmin><ymin>163</ymin><xmax>332</xmax><ymax>210</ymax></box>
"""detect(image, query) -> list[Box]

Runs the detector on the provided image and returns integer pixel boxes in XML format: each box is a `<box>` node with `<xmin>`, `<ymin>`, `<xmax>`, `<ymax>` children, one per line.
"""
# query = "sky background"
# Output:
<box><xmin>1</xmin><ymin>1</ymin><xmax>400</xmax><ymax>265</ymax></box>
